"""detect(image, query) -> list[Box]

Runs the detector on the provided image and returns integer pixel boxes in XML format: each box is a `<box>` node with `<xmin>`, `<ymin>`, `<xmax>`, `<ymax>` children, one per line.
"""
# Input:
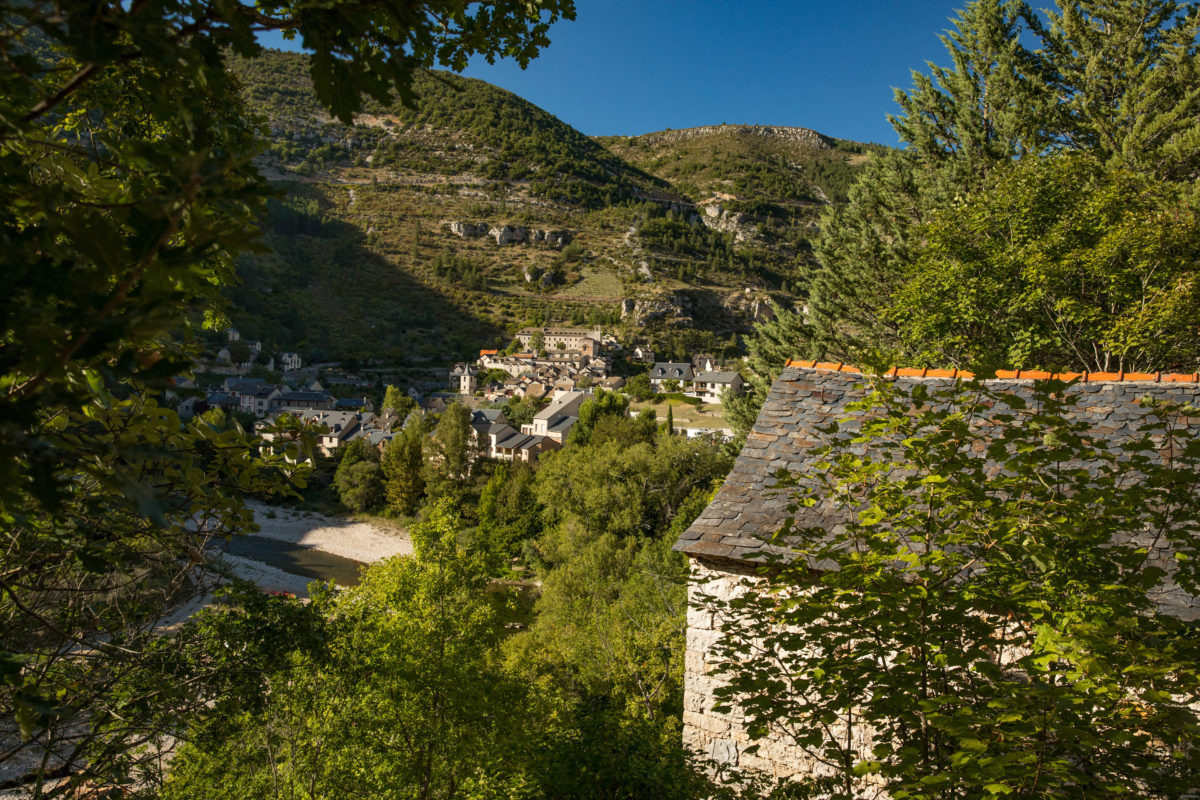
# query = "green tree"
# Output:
<box><xmin>712</xmin><ymin>377</ymin><xmax>1200</xmax><ymax>798</ymax></box>
<box><xmin>334</xmin><ymin>439</ymin><xmax>383</xmax><ymax>512</ymax></box>
<box><xmin>534</xmin><ymin>434</ymin><xmax>732</xmax><ymax>563</ymax></box>
<box><xmin>382</xmin><ymin>424</ymin><xmax>426</xmax><ymax>514</ymax></box>
<box><xmin>228</xmin><ymin>340</ymin><xmax>254</xmax><ymax>364</ymax></box>
<box><xmin>164</xmin><ymin>504</ymin><xmax>532</xmax><ymax>800</ymax></box>
<box><xmin>795</xmin><ymin>0</ymin><xmax>1200</xmax><ymax>367</ymax></box>
<box><xmin>503</xmin><ymin>396</ymin><xmax>540</xmax><ymax>427</ymax></box>
<box><xmin>892</xmin><ymin>154</ymin><xmax>1200</xmax><ymax>373</ymax></box>
<box><xmin>0</xmin><ymin>0</ymin><xmax>575</xmax><ymax>786</ymax></box>
<box><xmin>567</xmin><ymin>388</ymin><xmax>630</xmax><ymax>446</ymax></box>
<box><xmin>1042</xmin><ymin>0</ymin><xmax>1200</xmax><ymax>181</ymax></box>
<box><xmin>477</xmin><ymin>461</ymin><xmax>541</xmax><ymax>561</ymax></box>
<box><xmin>424</xmin><ymin>402</ymin><xmax>479</xmax><ymax>502</ymax></box>
<box><xmin>530</xmin><ymin>329</ymin><xmax>546</xmax><ymax>356</ymax></box>
<box><xmin>382</xmin><ymin>384</ymin><xmax>417</xmax><ymax>420</ymax></box>
<box><xmin>335</xmin><ymin>459</ymin><xmax>384</xmax><ymax>512</ymax></box>
<box><xmin>624</xmin><ymin>372</ymin><xmax>656</xmax><ymax>402</ymax></box>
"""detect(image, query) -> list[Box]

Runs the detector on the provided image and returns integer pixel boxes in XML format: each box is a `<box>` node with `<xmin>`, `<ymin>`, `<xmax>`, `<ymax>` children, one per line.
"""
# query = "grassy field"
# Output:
<box><xmin>630</xmin><ymin>397</ymin><xmax>732</xmax><ymax>431</ymax></box>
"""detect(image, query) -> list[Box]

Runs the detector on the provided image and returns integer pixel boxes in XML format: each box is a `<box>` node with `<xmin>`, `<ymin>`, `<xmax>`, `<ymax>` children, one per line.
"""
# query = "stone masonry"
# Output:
<box><xmin>675</xmin><ymin>361</ymin><xmax>1200</xmax><ymax>782</ymax></box>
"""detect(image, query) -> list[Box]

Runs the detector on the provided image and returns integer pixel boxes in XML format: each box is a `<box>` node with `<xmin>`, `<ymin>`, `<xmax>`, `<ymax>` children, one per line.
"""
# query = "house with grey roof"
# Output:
<box><xmin>692</xmin><ymin>370</ymin><xmax>744</xmax><ymax>404</ymax></box>
<box><xmin>276</xmin><ymin>389</ymin><xmax>335</xmax><ymax>411</ymax></box>
<box><xmin>468</xmin><ymin>408</ymin><xmax>558</xmax><ymax>463</ymax></box>
<box><xmin>675</xmin><ymin>361</ymin><xmax>1200</xmax><ymax>782</ymax></box>
<box><xmin>259</xmin><ymin>409</ymin><xmax>375</xmax><ymax>457</ymax></box>
<box><xmin>649</xmin><ymin>362</ymin><xmax>694</xmax><ymax>390</ymax></box>
<box><xmin>523</xmin><ymin>390</ymin><xmax>586</xmax><ymax>444</ymax></box>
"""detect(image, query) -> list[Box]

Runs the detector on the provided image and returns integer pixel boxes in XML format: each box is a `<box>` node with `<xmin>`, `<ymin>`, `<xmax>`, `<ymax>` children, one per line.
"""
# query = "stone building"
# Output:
<box><xmin>674</xmin><ymin>360</ymin><xmax>1200</xmax><ymax>782</ymax></box>
<box><xmin>516</xmin><ymin>326</ymin><xmax>601</xmax><ymax>356</ymax></box>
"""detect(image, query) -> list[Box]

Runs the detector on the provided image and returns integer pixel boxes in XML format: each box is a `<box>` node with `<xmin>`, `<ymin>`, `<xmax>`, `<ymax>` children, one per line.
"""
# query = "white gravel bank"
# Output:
<box><xmin>245</xmin><ymin>501</ymin><xmax>413</xmax><ymax>562</ymax></box>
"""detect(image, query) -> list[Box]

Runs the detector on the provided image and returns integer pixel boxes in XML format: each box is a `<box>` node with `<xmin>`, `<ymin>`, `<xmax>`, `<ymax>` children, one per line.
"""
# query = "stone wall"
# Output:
<box><xmin>683</xmin><ymin>557</ymin><xmax>870</xmax><ymax>782</ymax></box>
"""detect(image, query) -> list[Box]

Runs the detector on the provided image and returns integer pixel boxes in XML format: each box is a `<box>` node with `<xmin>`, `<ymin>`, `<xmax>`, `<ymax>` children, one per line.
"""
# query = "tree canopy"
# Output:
<box><xmin>0</xmin><ymin>0</ymin><xmax>575</xmax><ymax>791</ymax></box>
<box><xmin>791</xmin><ymin>0</ymin><xmax>1200</xmax><ymax>371</ymax></box>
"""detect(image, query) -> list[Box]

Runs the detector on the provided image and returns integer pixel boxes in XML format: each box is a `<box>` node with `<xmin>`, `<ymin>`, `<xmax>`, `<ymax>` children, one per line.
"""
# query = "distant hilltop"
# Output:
<box><xmin>629</xmin><ymin>124</ymin><xmax>834</xmax><ymax>149</ymax></box>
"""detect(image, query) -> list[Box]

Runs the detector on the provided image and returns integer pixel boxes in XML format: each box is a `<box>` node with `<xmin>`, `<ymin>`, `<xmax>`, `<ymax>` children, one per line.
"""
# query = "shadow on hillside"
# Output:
<box><xmin>229</xmin><ymin>208</ymin><xmax>503</xmax><ymax>364</ymax></box>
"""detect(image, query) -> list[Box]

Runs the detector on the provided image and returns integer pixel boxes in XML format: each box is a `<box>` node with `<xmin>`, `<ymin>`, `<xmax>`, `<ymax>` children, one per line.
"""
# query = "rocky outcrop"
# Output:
<box><xmin>530</xmin><ymin>229</ymin><xmax>572</xmax><ymax>248</ymax></box>
<box><xmin>698</xmin><ymin>201</ymin><xmax>758</xmax><ymax>243</ymax></box>
<box><xmin>634</xmin><ymin>124</ymin><xmax>834</xmax><ymax>150</ymax></box>
<box><xmin>447</xmin><ymin>221</ymin><xmax>488</xmax><ymax>238</ymax></box>
<box><xmin>489</xmin><ymin>224</ymin><xmax>526</xmax><ymax>245</ymax></box>
<box><xmin>445</xmin><ymin>221</ymin><xmax>572</xmax><ymax>248</ymax></box>
<box><xmin>621</xmin><ymin>288</ymin><xmax>779</xmax><ymax>330</ymax></box>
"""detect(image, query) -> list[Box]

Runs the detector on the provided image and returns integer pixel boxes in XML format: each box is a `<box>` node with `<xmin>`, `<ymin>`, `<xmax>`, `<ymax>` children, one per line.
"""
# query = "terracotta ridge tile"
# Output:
<box><xmin>785</xmin><ymin>360</ymin><xmax>1200</xmax><ymax>384</ymax></box>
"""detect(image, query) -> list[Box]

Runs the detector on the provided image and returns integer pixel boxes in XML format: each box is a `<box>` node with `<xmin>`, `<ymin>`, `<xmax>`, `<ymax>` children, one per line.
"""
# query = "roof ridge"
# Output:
<box><xmin>784</xmin><ymin>360</ymin><xmax>1200</xmax><ymax>384</ymax></box>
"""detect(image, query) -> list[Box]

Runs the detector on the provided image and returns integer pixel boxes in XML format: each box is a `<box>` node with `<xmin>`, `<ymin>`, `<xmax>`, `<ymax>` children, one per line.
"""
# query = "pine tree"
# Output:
<box><xmin>723</xmin><ymin>301</ymin><xmax>816</xmax><ymax>442</ymax></box>
<box><xmin>777</xmin><ymin>0</ymin><xmax>1200</xmax><ymax>370</ymax></box>
<box><xmin>1042</xmin><ymin>0</ymin><xmax>1200</xmax><ymax>180</ymax></box>
<box><xmin>890</xmin><ymin>0</ymin><xmax>1053</xmax><ymax>185</ymax></box>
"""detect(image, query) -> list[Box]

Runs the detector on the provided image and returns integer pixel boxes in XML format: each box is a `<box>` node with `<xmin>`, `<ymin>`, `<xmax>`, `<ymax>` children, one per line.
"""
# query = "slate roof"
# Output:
<box><xmin>471</xmin><ymin>409</ymin><xmax>507</xmax><ymax>425</ymax></box>
<box><xmin>675</xmin><ymin>362</ymin><xmax>1200</xmax><ymax>564</ymax></box>
<box><xmin>651</xmin><ymin>362</ymin><xmax>694</xmax><ymax>381</ymax></box>
<box><xmin>695</xmin><ymin>371</ymin><xmax>740</xmax><ymax>383</ymax></box>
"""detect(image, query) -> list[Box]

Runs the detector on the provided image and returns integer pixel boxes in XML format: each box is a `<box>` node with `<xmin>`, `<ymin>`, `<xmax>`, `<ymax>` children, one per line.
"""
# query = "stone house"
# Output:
<box><xmin>692</xmin><ymin>371</ymin><xmax>744</xmax><ymax>404</ymax></box>
<box><xmin>516</xmin><ymin>326</ymin><xmax>602</xmax><ymax>356</ymax></box>
<box><xmin>276</xmin><ymin>389</ymin><xmax>335</xmax><ymax>411</ymax></box>
<box><xmin>279</xmin><ymin>352</ymin><xmax>303</xmax><ymax>372</ymax></box>
<box><xmin>469</xmin><ymin>409</ymin><xmax>559</xmax><ymax>463</ymax></box>
<box><xmin>674</xmin><ymin>360</ymin><xmax>1200</xmax><ymax>782</ymax></box>
<box><xmin>258</xmin><ymin>409</ymin><xmax>374</xmax><ymax>458</ymax></box>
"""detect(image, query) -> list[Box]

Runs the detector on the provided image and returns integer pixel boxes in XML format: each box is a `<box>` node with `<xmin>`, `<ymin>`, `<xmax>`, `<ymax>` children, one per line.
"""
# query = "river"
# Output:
<box><xmin>214</xmin><ymin>535</ymin><xmax>366</xmax><ymax>586</ymax></box>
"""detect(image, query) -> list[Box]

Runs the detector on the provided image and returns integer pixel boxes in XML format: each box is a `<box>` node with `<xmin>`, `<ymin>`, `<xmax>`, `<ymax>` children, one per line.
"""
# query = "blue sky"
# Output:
<box><xmin>263</xmin><ymin>1</ymin><xmax>973</xmax><ymax>145</ymax></box>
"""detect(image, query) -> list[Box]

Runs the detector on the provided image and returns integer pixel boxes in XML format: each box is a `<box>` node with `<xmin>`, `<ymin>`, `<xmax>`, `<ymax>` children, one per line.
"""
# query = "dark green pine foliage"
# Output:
<box><xmin>756</xmin><ymin>0</ymin><xmax>1200</xmax><ymax>376</ymax></box>
<box><xmin>1042</xmin><ymin>0</ymin><xmax>1200</xmax><ymax>181</ymax></box>
<box><xmin>723</xmin><ymin>301</ymin><xmax>814</xmax><ymax>442</ymax></box>
<box><xmin>801</xmin><ymin>0</ymin><xmax>1048</xmax><ymax>364</ymax></box>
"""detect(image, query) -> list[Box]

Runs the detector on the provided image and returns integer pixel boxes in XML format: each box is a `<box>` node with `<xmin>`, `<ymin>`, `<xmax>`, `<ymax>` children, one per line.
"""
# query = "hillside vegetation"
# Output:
<box><xmin>227</xmin><ymin>50</ymin><xmax>876</xmax><ymax>362</ymax></box>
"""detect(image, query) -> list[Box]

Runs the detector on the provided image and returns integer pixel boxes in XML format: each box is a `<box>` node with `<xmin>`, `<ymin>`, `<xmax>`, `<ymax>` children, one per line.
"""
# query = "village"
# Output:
<box><xmin>179</xmin><ymin>324</ymin><xmax>746</xmax><ymax>466</ymax></box>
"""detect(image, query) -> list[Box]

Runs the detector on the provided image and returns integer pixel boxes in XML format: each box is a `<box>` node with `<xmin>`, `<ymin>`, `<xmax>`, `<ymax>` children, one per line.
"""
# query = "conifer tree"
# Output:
<box><xmin>1042</xmin><ymin>0</ymin><xmax>1200</xmax><ymax>181</ymax></box>
<box><xmin>753</xmin><ymin>0</ymin><xmax>1200</xmax><ymax>379</ymax></box>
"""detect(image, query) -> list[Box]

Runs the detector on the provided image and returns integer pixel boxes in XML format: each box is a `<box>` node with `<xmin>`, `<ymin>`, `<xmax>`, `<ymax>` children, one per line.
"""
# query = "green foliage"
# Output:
<box><xmin>382</xmin><ymin>384</ymin><xmax>417</xmax><ymax>420</ymax></box>
<box><xmin>334</xmin><ymin>438</ymin><xmax>383</xmax><ymax>512</ymax></box>
<box><xmin>624</xmin><ymin>372</ymin><xmax>656</xmax><ymax>402</ymax></box>
<box><xmin>164</xmin><ymin>503</ymin><xmax>533</xmax><ymax>800</ymax></box>
<box><xmin>712</xmin><ymin>378</ymin><xmax>1200</xmax><ymax>797</ymax></box>
<box><xmin>423</xmin><ymin>402</ymin><xmax>479</xmax><ymax>503</ymax></box>
<box><xmin>506</xmin><ymin>535</ymin><xmax>707</xmax><ymax>799</ymax></box>
<box><xmin>800</xmin><ymin>0</ymin><xmax>1200</xmax><ymax>368</ymax></box>
<box><xmin>567</xmin><ymin>388</ymin><xmax>630</xmax><ymax>446</ymax></box>
<box><xmin>382</xmin><ymin>424</ymin><xmax>426</xmax><ymax>514</ymax></box>
<box><xmin>724</xmin><ymin>300</ymin><xmax>811</xmax><ymax>440</ymax></box>
<box><xmin>477</xmin><ymin>461</ymin><xmax>541</xmax><ymax>561</ymax></box>
<box><xmin>502</xmin><ymin>396</ymin><xmax>541</xmax><ymax>427</ymax></box>
<box><xmin>0</xmin><ymin>1</ymin><xmax>574</xmax><ymax>783</ymax></box>
<box><xmin>893</xmin><ymin>154</ymin><xmax>1200</xmax><ymax>373</ymax></box>
<box><xmin>534</xmin><ymin>433</ymin><xmax>733</xmax><ymax>561</ymax></box>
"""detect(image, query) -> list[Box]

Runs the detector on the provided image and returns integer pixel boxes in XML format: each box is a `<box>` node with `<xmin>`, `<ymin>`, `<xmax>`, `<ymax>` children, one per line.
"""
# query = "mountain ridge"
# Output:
<box><xmin>225</xmin><ymin>50</ymin><xmax>880</xmax><ymax>363</ymax></box>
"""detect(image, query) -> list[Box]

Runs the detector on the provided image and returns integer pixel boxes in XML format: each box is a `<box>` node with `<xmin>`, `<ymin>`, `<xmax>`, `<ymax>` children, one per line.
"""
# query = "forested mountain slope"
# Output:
<box><xmin>228</xmin><ymin>50</ymin><xmax>875</xmax><ymax>362</ymax></box>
